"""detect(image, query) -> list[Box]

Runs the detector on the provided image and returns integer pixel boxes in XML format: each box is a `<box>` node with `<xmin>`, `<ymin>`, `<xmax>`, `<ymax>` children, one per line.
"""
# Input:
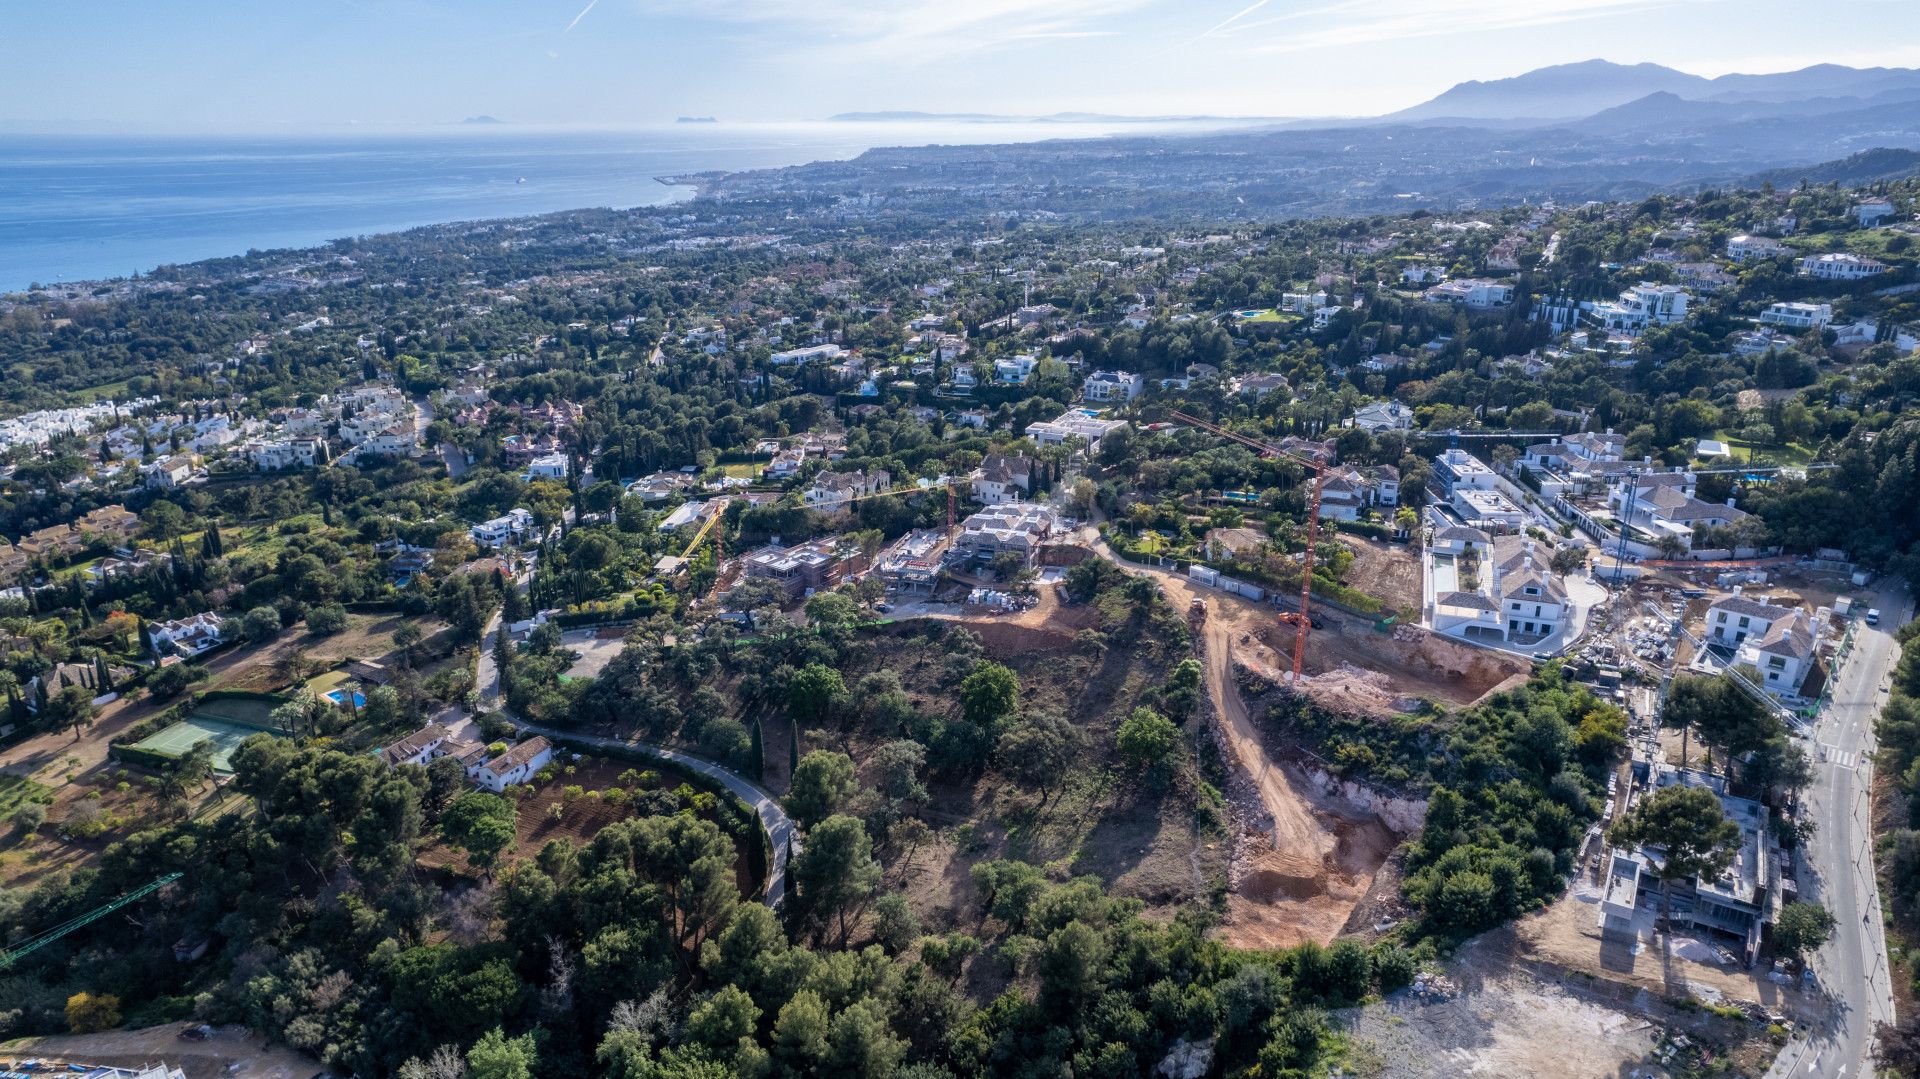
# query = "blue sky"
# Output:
<box><xmin>7</xmin><ymin>0</ymin><xmax>1920</xmax><ymax>131</ymax></box>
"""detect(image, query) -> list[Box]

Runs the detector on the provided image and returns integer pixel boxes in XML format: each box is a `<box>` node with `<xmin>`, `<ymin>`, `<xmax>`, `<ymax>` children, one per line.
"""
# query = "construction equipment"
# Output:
<box><xmin>1416</xmin><ymin>428</ymin><xmax>1560</xmax><ymax>450</ymax></box>
<box><xmin>1170</xmin><ymin>410</ymin><xmax>1324</xmax><ymax>682</ymax></box>
<box><xmin>653</xmin><ymin>496</ymin><xmax>732</xmax><ymax>578</ymax></box>
<box><xmin>1188</xmin><ymin>596</ymin><xmax>1208</xmax><ymax>630</ymax></box>
<box><xmin>800</xmin><ymin>479</ymin><xmax>961</xmax><ymax>530</ymax></box>
<box><xmin>0</xmin><ymin>872</ymin><xmax>183</xmax><ymax>970</ymax></box>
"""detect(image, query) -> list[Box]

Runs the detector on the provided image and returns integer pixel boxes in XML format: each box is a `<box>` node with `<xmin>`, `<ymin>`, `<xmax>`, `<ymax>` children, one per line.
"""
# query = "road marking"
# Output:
<box><xmin>1820</xmin><ymin>744</ymin><xmax>1858</xmax><ymax>769</ymax></box>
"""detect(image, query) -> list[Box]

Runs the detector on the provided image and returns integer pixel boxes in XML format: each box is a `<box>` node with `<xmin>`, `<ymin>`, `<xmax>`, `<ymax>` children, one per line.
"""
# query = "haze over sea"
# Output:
<box><xmin>0</xmin><ymin>121</ymin><xmax>1237</xmax><ymax>293</ymax></box>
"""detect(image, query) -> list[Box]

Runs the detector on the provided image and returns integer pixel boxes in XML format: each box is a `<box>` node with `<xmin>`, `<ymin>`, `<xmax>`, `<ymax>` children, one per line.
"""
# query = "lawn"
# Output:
<box><xmin>1236</xmin><ymin>309</ymin><xmax>1301</xmax><ymax>325</ymax></box>
<box><xmin>0</xmin><ymin>774</ymin><xmax>55</xmax><ymax>817</ymax></box>
<box><xmin>1710</xmin><ymin>430</ymin><xmax>1817</xmax><ymax>468</ymax></box>
<box><xmin>1784</xmin><ymin>229</ymin><xmax>1915</xmax><ymax>261</ymax></box>
<box><xmin>721</xmin><ymin>462</ymin><xmax>761</xmax><ymax>479</ymax></box>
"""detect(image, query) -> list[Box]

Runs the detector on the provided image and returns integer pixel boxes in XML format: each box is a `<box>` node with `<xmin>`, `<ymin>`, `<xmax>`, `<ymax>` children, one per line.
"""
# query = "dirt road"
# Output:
<box><xmin>2</xmin><ymin>1023</ymin><xmax>319</xmax><ymax>1079</ymax></box>
<box><xmin>1074</xmin><ymin>533</ymin><xmax>1401</xmax><ymax>946</ymax></box>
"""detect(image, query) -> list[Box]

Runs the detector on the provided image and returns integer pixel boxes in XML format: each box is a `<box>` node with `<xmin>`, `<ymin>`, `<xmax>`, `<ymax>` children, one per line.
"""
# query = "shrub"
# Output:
<box><xmin>66</xmin><ymin>991</ymin><xmax>122</xmax><ymax>1033</ymax></box>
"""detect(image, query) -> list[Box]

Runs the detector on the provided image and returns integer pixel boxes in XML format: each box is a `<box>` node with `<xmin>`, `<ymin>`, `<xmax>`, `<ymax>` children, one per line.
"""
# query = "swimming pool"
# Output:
<box><xmin>326</xmin><ymin>688</ymin><xmax>367</xmax><ymax>709</ymax></box>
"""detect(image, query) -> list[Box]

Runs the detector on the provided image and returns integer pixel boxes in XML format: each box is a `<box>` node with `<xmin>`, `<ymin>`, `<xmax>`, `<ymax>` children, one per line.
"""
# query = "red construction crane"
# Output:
<box><xmin>1170</xmin><ymin>410</ymin><xmax>1326</xmax><ymax>682</ymax></box>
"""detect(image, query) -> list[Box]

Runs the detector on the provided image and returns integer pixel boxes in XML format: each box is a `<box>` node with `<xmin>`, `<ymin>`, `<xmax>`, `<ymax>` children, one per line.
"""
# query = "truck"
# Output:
<box><xmin>1188</xmin><ymin>597</ymin><xmax>1208</xmax><ymax>629</ymax></box>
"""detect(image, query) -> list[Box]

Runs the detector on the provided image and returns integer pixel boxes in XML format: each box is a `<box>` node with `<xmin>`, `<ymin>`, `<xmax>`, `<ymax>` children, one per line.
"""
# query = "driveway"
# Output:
<box><xmin>513</xmin><ymin>719</ymin><xmax>798</xmax><ymax>909</ymax></box>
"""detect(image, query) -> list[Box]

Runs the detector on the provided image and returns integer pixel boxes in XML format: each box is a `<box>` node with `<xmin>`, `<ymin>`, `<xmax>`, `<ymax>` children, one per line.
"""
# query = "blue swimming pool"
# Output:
<box><xmin>327</xmin><ymin>688</ymin><xmax>367</xmax><ymax>709</ymax></box>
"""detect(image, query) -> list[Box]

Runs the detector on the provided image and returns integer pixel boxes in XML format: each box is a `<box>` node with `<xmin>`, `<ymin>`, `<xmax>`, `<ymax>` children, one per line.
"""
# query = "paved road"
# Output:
<box><xmin>474</xmin><ymin>577</ymin><xmax>797</xmax><ymax>908</ymax></box>
<box><xmin>513</xmin><ymin>718</ymin><xmax>798</xmax><ymax>909</ymax></box>
<box><xmin>1768</xmin><ymin>587</ymin><xmax>1910</xmax><ymax>1079</ymax></box>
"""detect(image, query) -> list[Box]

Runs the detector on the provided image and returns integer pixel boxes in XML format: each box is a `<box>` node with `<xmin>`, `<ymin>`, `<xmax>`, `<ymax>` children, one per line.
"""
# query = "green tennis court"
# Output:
<box><xmin>192</xmin><ymin>696</ymin><xmax>279</xmax><ymax>726</ymax></box>
<box><xmin>132</xmin><ymin>715</ymin><xmax>275</xmax><ymax>773</ymax></box>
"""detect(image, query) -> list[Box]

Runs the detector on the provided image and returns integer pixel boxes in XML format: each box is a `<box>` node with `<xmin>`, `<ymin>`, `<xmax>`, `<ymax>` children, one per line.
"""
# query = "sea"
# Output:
<box><xmin>0</xmin><ymin>120</ymin><xmax>1236</xmax><ymax>292</ymax></box>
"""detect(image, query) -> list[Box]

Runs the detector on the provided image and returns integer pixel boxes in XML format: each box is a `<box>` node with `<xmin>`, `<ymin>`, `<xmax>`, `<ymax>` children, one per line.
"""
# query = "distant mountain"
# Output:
<box><xmin>676</xmin><ymin>116</ymin><xmax>718</xmax><ymax>124</ymax></box>
<box><xmin>826</xmin><ymin>110</ymin><xmax>1288</xmax><ymax>124</ymax></box>
<box><xmin>1575</xmin><ymin>86</ymin><xmax>1920</xmax><ymax>136</ymax></box>
<box><xmin>1387</xmin><ymin>60</ymin><xmax>1707</xmax><ymax>122</ymax></box>
<box><xmin>461</xmin><ymin>115</ymin><xmax>506</xmax><ymax>125</ymax></box>
<box><xmin>1736</xmin><ymin>148</ymin><xmax>1920</xmax><ymax>189</ymax></box>
<box><xmin>1391</xmin><ymin>59</ymin><xmax>1920</xmax><ymax>123</ymax></box>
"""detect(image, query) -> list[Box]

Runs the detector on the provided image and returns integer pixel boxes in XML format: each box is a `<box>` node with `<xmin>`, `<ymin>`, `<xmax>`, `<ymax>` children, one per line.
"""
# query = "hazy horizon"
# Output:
<box><xmin>8</xmin><ymin>0</ymin><xmax>1920</xmax><ymax>135</ymax></box>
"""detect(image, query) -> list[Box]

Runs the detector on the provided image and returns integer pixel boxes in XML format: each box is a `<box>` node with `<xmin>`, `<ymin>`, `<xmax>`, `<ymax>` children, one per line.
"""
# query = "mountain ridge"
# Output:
<box><xmin>1390</xmin><ymin>59</ymin><xmax>1920</xmax><ymax>122</ymax></box>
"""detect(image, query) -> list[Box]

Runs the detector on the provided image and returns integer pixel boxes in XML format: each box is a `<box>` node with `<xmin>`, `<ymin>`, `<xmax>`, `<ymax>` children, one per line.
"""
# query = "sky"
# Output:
<box><xmin>7</xmin><ymin>0</ymin><xmax>1920</xmax><ymax>132</ymax></box>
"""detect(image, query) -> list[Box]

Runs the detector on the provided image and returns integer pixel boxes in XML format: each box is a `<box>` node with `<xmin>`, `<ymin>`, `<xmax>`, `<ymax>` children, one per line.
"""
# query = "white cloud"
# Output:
<box><xmin>1233</xmin><ymin>0</ymin><xmax>1693</xmax><ymax>54</ymax></box>
<box><xmin>635</xmin><ymin>0</ymin><xmax>1152</xmax><ymax>58</ymax></box>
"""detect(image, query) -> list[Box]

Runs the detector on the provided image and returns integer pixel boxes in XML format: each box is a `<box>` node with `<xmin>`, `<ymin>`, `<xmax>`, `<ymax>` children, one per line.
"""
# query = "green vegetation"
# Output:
<box><xmin>0</xmin><ymin>162</ymin><xmax>1917</xmax><ymax>1075</ymax></box>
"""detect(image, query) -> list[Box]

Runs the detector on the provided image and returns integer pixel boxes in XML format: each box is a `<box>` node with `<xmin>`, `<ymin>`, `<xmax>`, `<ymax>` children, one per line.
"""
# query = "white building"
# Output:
<box><xmin>1758</xmin><ymin>302</ymin><xmax>1832</xmax><ymax>331</ymax></box>
<box><xmin>994</xmin><ymin>354</ymin><xmax>1037</xmax><ymax>385</ymax></box>
<box><xmin>1854</xmin><ymin>200</ymin><xmax>1896</xmax><ymax>228</ymax></box>
<box><xmin>470</xmin><ymin>507</ymin><xmax>536</xmax><ymax>548</ymax></box>
<box><xmin>245</xmin><ymin>436</ymin><xmax>326</xmax><ymax>470</ymax></box>
<box><xmin>769</xmin><ymin>343</ymin><xmax>846</xmax><ymax>366</ymax></box>
<box><xmin>475</xmin><ymin>736</ymin><xmax>554</xmax><ymax>792</ymax></box>
<box><xmin>525</xmin><ymin>452</ymin><xmax>571</xmax><ymax>481</ymax></box>
<box><xmin>1585</xmin><ymin>282</ymin><xmax>1690</xmax><ymax>337</ymax></box>
<box><xmin>970</xmin><ymin>454</ymin><xmax>1033</xmax><ymax>505</ymax></box>
<box><xmin>1027</xmin><ymin>410</ymin><xmax>1125</xmax><ymax>450</ymax></box>
<box><xmin>149</xmin><ymin>612</ymin><xmax>225</xmax><ymax>657</ymax></box>
<box><xmin>1797</xmin><ymin>253</ymin><xmax>1887</xmax><ymax>281</ymax></box>
<box><xmin>805</xmin><ymin>468</ymin><xmax>890</xmax><ymax>506</ymax></box>
<box><xmin>1738</xmin><ymin>606</ymin><xmax>1820</xmax><ymax>697</ymax></box>
<box><xmin>1726</xmin><ymin>235</ymin><xmax>1789</xmax><ymax>262</ymax></box>
<box><xmin>953</xmin><ymin>501</ymin><xmax>1058</xmax><ymax>565</ymax></box>
<box><xmin>1424</xmin><ymin>278</ymin><xmax>1515</xmax><ymax>309</ymax></box>
<box><xmin>1348</xmin><ymin>400</ymin><xmax>1413</xmax><ymax>433</ymax></box>
<box><xmin>1081</xmin><ymin>369</ymin><xmax>1144</xmax><ymax>403</ymax></box>
<box><xmin>1706</xmin><ymin>588</ymin><xmax>1795</xmax><ymax>648</ymax></box>
<box><xmin>1429</xmin><ymin>533</ymin><xmax>1569</xmax><ymax>645</ymax></box>
<box><xmin>380</xmin><ymin>723</ymin><xmax>450</xmax><ymax>768</ymax></box>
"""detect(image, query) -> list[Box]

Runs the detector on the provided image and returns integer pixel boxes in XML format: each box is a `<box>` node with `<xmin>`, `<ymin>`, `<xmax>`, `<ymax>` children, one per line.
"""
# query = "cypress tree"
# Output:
<box><xmin>788</xmin><ymin>716</ymin><xmax>800</xmax><ymax>777</ymax></box>
<box><xmin>749</xmin><ymin>716</ymin><xmax>765</xmax><ymax>782</ymax></box>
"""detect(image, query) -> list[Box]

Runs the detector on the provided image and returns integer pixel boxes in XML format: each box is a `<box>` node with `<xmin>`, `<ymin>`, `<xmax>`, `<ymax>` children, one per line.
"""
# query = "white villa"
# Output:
<box><xmin>149</xmin><ymin>612</ymin><xmax>226</xmax><ymax>657</ymax></box>
<box><xmin>1424</xmin><ymin>278</ymin><xmax>1515</xmax><ymax>309</ymax></box>
<box><xmin>1706</xmin><ymin>588</ymin><xmax>1822</xmax><ymax>698</ymax></box>
<box><xmin>970</xmin><ymin>454</ymin><xmax>1033</xmax><ymax>505</ymax></box>
<box><xmin>470</xmin><ymin>507</ymin><xmax>537</xmax><ymax>548</ymax></box>
<box><xmin>1027</xmin><ymin>410</ymin><xmax>1125</xmax><ymax>450</ymax></box>
<box><xmin>1758</xmin><ymin>302</ymin><xmax>1833</xmax><ymax>331</ymax></box>
<box><xmin>1427</xmin><ymin>529</ymin><xmax>1569</xmax><ymax>646</ymax></box>
<box><xmin>1726</xmin><ymin>235</ymin><xmax>1789</xmax><ymax>262</ymax></box>
<box><xmin>1797</xmin><ymin>253</ymin><xmax>1887</xmax><ymax>281</ymax></box>
<box><xmin>1081</xmin><ymin>369</ymin><xmax>1144</xmax><ymax>404</ymax></box>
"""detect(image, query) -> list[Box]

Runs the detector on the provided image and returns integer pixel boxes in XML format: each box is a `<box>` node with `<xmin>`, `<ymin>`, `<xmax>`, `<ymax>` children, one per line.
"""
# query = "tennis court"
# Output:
<box><xmin>132</xmin><ymin>715</ymin><xmax>276</xmax><ymax>773</ymax></box>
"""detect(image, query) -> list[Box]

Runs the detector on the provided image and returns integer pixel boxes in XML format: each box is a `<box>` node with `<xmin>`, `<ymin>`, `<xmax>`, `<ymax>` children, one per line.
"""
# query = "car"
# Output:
<box><xmin>1867</xmin><ymin>608</ymin><xmax>1881</xmax><ymax>626</ymax></box>
<box><xmin>874</xmin><ymin>603</ymin><xmax>892</xmax><ymax>613</ymax></box>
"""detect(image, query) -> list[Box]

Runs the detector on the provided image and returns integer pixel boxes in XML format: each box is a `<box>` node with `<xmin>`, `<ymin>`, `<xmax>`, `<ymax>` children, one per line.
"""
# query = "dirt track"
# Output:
<box><xmin>1071</xmin><ymin>545</ymin><xmax>1403</xmax><ymax>948</ymax></box>
<box><xmin>2</xmin><ymin>1023</ymin><xmax>318</xmax><ymax>1079</ymax></box>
